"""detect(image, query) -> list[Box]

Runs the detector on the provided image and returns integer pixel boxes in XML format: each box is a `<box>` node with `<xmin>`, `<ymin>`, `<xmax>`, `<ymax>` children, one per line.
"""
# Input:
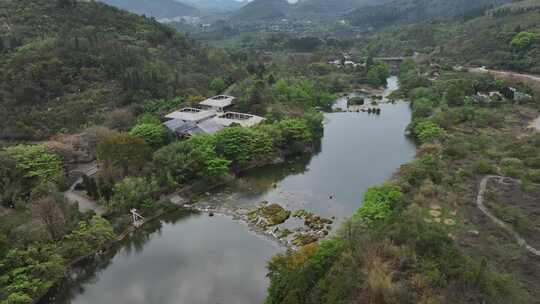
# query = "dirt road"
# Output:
<box><xmin>476</xmin><ymin>175</ymin><xmax>540</xmax><ymax>257</ymax></box>
<box><xmin>468</xmin><ymin>67</ymin><xmax>540</xmax><ymax>83</ymax></box>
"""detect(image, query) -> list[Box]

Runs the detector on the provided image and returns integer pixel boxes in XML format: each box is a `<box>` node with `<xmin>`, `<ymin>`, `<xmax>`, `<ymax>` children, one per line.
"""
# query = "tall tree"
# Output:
<box><xmin>96</xmin><ymin>133</ymin><xmax>151</xmax><ymax>180</ymax></box>
<box><xmin>31</xmin><ymin>196</ymin><xmax>67</xmax><ymax>241</ymax></box>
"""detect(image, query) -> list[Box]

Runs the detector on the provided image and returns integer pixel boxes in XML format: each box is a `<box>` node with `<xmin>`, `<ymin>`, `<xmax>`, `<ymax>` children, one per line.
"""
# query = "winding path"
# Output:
<box><xmin>476</xmin><ymin>175</ymin><xmax>540</xmax><ymax>257</ymax></box>
<box><xmin>64</xmin><ymin>162</ymin><xmax>105</xmax><ymax>215</ymax></box>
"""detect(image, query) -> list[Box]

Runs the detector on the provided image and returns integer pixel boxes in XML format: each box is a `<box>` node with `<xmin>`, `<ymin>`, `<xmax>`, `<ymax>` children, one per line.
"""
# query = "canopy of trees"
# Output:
<box><xmin>0</xmin><ymin>0</ymin><xmax>234</xmax><ymax>140</ymax></box>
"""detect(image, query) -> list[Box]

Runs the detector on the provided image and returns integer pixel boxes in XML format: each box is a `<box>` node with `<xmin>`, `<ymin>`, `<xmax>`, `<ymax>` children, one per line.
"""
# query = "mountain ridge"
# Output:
<box><xmin>99</xmin><ymin>0</ymin><xmax>200</xmax><ymax>18</ymax></box>
<box><xmin>232</xmin><ymin>0</ymin><xmax>291</xmax><ymax>22</ymax></box>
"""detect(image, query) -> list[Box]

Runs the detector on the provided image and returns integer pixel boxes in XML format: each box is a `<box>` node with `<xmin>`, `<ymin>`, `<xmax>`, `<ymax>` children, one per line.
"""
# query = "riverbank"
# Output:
<box><xmin>264</xmin><ymin>65</ymin><xmax>540</xmax><ymax>303</ymax></box>
<box><xmin>172</xmin><ymin>101</ymin><xmax>415</xmax><ymax>248</ymax></box>
<box><xmin>44</xmin><ymin>78</ymin><xmax>417</xmax><ymax>303</ymax></box>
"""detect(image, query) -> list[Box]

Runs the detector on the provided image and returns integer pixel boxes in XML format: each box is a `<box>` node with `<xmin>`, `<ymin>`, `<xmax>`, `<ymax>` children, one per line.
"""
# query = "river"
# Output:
<box><xmin>45</xmin><ymin>76</ymin><xmax>416</xmax><ymax>304</ymax></box>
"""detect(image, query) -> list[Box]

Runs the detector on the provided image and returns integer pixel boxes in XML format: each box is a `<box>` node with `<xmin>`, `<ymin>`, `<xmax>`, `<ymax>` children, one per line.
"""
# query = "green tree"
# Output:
<box><xmin>366</xmin><ymin>62</ymin><xmax>389</xmax><ymax>86</ymax></box>
<box><xmin>0</xmin><ymin>153</ymin><xmax>26</xmax><ymax>206</ymax></box>
<box><xmin>277</xmin><ymin>119</ymin><xmax>312</xmax><ymax>155</ymax></box>
<box><xmin>62</xmin><ymin>216</ymin><xmax>115</xmax><ymax>258</ymax></box>
<box><xmin>0</xmin><ymin>244</ymin><xmax>65</xmax><ymax>303</ymax></box>
<box><xmin>271</xmin><ymin>79</ymin><xmax>335</xmax><ymax>109</ymax></box>
<box><xmin>510</xmin><ymin>31</ymin><xmax>537</xmax><ymax>52</ymax></box>
<box><xmin>129</xmin><ymin>123</ymin><xmax>167</xmax><ymax>148</ymax></box>
<box><xmin>209</xmin><ymin>77</ymin><xmax>226</xmax><ymax>94</ymax></box>
<box><xmin>96</xmin><ymin>133</ymin><xmax>151</xmax><ymax>179</ymax></box>
<box><xmin>153</xmin><ymin>135</ymin><xmax>230</xmax><ymax>184</ymax></box>
<box><xmin>109</xmin><ymin>177</ymin><xmax>158</xmax><ymax>212</ymax></box>
<box><xmin>445</xmin><ymin>83</ymin><xmax>466</xmax><ymax>107</ymax></box>
<box><xmin>214</xmin><ymin>127</ymin><xmax>273</xmax><ymax>169</ymax></box>
<box><xmin>400</xmin><ymin>70</ymin><xmax>425</xmax><ymax>95</ymax></box>
<box><xmin>4</xmin><ymin>145</ymin><xmax>63</xmax><ymax>184</ymax></box>
<box><xmin>31</xmin><ymin>196</ymin><xmax>67</xmax><ymax>241</ymax></box>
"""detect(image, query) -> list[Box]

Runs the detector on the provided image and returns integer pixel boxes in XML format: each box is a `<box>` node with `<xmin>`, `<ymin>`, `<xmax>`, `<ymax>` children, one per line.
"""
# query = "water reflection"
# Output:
<box><xmin>199</xmin><ymin>101</ymin><xmax>416</xmax><ymax>223</ymax></box>
<box><xmin>47</xmin><ymin>77</ymin><xmax>416</xmax><ymax>304</ymax></box>
<box><xmin>46</xmin><ymin>211</ymin><xmax>279</xmax><ymax>304</ymax></box>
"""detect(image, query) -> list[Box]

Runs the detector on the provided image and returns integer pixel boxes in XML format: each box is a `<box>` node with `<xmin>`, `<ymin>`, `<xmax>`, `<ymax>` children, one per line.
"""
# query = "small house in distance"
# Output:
<box><xmin>165</xmin><ymin>107</ymin><xmax>217</xmax><ymax>123</ymax></box>
<box><xmin>213</xmin><ymin>112</ymin><xmax>265</xmax><ymax>128</ymax></box>
<box><xmin>162</xmin><ymin>95</ymin><xmax>264</xmax><ymax>138</ymax></box>
<box><xmin>199</xmin><ymin>95</ymin><xmax>235</xmax><ymax>112</ymax></box>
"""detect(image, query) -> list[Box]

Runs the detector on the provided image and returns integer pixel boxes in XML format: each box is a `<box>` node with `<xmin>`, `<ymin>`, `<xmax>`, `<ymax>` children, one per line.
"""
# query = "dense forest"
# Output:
<box><xmin>0</xmin><ymin>0</ymin><xmax>235</xmax><ymax>140</ymax></box>
<box><xmin>364</xmin><ymin>0</ymin><xmax>540</xmax><ymax>73</ymax></box>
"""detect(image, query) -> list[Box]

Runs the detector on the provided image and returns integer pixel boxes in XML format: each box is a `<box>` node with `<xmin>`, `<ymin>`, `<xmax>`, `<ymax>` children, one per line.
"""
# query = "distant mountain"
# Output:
<box><xmin>100</xmin><ymin>0</ymin><xmax>200</xmax><ymax>18</ymax></box>
<box><xmin>183</xmin><ymin>0</ymin><xmax>247</xmax><ymax>12</ymax></box>
<box><xmin>232</xmin><ymin>0</ymin><xmax>291</xmax><ymax>21</ymax></box>
<box><xmin>347</xmin><ymin>0</ymin><xmax>512</xmax><ymax>28</ymax></box>
<box><xmin>292</xmin><ymin>0</ymin><xmax>383</xmax><ymax>16</ymax></box>
<box><xmin>365</xmin><ymin>0</ymin><xmax>540</xmax><ymax>72</ymax></box>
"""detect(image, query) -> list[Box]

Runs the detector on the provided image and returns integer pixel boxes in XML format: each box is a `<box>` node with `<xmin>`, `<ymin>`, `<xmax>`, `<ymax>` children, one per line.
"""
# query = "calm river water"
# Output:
<box><xmin>47</xmin><ymin>77</ymin><xmax>416</xmax><ymax>304</ymax></box>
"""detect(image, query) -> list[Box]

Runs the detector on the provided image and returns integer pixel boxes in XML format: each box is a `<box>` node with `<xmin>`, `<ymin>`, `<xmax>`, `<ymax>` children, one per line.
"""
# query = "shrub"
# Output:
<box><xmin>353</xmin><ymin>184</ymin><xmax>404</xmax><ymax>226</ymax></box>
<box><xmin>410</xmin><ymin>87</ymin><xmax>438</xmax><ymax>101</ymax></box>
<box><xmin>500</xmin><ymin>158</ymin><xmax>524</xmax><ymax>178</ymax></box>
<box><xmin>266</xmin><ymin>239</ymin><xmax>343</xmax><ymax>304</ymax></box>
<box><xmin>414</xmin><ymin>121</ymin><xmax>444</xmax><ymax>143</ymax></box>
<box><xmin>348</xmin><ymin>97</ymin><xmax>365</xmax><ymax>105</ymax></box>
<box><xmin>444</xmin><ymin>137</ymin><xmax>470</xmax><ymax>159</ymax></box>
<box><xmin>527</xmin><ymin>169</ymin><xmax>540</xmax><ymax>183</ymax></box>
<box><xmin>400</xmin><ymin>155</ymin><xmax>442</xmax><ymax>186</ymax></box>
<box><xmin>473</xmin><ymin>159</ymin><xmax>495</xmax><ymax>175</ymax></box>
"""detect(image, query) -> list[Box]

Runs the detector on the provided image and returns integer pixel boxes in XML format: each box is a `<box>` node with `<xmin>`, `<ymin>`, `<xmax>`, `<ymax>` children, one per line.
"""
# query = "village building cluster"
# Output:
<box><xmin>328</xmin><ymin>52</ymin><xmax>365</xmax><ymax>68</ymax></box>
<box><xmin>163</xmin><ymin>95</ymin><xmax>264</xmax><ymax>138</ymax></box>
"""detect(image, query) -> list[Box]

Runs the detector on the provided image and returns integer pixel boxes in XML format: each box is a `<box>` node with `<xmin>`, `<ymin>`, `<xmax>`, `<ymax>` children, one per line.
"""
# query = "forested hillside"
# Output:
<box><xmin>232</xmin><ymin>0</ymin><xmax>291</xmax><ymax>22</ymax></box>
<box><xmin>347</xmin><ymin>0</ymin><xmax>510</xmax><ymax>28</ymax></box>
<box><xmin>364</xmin><ymin>0</ymin><xmax>540</xmax><ymax>73</ymax></box>
<box><xmin>99</xmin><ymin>0</ymin><xmax>200</xmax><ymax>18</ymax></box>
<box><xmin>292</xmin><ymin>0</ymin><xmax>383</xmax><ymax>16</ymax></box>
<box><xmin>0</xmin><ymin>0</ymin><xmax>233</xmax><ymax>140</ymax></box>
